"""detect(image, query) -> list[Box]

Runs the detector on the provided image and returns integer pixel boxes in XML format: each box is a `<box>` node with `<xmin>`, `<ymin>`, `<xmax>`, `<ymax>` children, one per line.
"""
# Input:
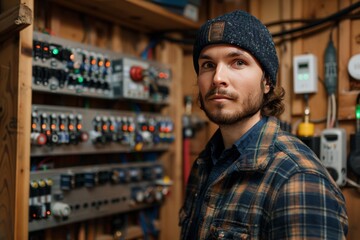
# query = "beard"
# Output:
<box><xmin>199</xmin><ymin>86</ymin><xmax>264</xmax><ymax>126</ymax></box>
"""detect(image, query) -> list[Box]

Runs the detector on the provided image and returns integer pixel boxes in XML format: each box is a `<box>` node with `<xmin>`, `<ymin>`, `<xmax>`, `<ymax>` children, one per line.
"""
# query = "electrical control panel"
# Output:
<box><xmin>33</xmin><ymin>32</ymin><xmax>119</xmax><ymax>99</ymax></box>
<box><xmin>320</xmin><ymin>128</ymin><xmax>347</xmax><ymax>186</ymax></box>
<box><xmin>31</xmin><ymin>105</ymin><xmax>175</xmax><ymax>156</ymax></box>
<box><xmin>293</xmin><ymin>54</ymin><xmax>318</xmax><ymax>94</ymax></box>
<box><xmin>30</xmin><ymin>31</ymin><xmax>174</xmax><ymax>235</ymax></box>
<box><xmin>29</xmin><ymin>162</ymin><xmax>170</xmax><ymax>232</ymax></box>
<box><xmin>32</xmin><ymin>32</ymin><xmax>171</xmax><ymax>104</ymax></box>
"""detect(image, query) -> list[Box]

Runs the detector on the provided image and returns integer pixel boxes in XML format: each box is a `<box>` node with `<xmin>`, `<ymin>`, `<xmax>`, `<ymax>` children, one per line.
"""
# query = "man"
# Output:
<box><xmin>179</xmin><ymin>10</ymin><xmax>348</xmax><ymax>239</ymax></box>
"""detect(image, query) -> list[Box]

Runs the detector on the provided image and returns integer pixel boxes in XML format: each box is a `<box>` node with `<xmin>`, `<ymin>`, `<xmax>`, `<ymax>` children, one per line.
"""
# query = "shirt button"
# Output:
<box><xmin>218</xmin><ymin>231</ymin><xmax>225</xmax><ymax>239</ymax></box>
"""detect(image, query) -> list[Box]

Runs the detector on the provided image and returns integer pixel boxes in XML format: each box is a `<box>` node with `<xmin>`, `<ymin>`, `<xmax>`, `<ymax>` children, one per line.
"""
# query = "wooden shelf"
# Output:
<box><xmin>51</xmin><ymin>0</ymin><xmax>201</xmax><ymax>32</ymax></box>
<box><xmin>0</xmin><ymin>3</ymin><xmax>32</xmax><ymax>42</ymax></box>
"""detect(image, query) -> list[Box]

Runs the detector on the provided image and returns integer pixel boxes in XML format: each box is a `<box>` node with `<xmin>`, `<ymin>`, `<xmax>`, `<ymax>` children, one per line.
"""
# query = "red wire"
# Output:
<box><xmin>183</xmin><ymin>138</ymin><xmax>191</xmax><ymax>187</ymax></box>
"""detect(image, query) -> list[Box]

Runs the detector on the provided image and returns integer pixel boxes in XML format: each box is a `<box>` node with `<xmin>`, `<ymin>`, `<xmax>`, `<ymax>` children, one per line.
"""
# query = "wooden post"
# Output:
<box><xmin>156</xmin><ymin>36</ymin><xmax>184</xmax><ymax>240</ymax></box>
<box><xmin>0</xmin><ymin>1</ymin><xmax>33</xmax><ymax>240</ymax></box>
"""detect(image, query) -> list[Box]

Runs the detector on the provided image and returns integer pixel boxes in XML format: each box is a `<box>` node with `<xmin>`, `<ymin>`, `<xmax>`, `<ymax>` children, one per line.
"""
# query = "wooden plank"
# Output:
<box><xmin>14</xmin><ymin>4</ymin><xmax>33</xmax><ymax>239</ymax></box>
<box><xmin>338</xmin><ymin>0</ymin><xmax>352</xmax><ymax>121</ymax></box>
<box><xmin>278</xmin><ymin>0</ymin><xmax>293</xmax><ymax>123</ymax></box>
<box><xmin>339</xmin><ymin>91</ymin><xmax>360</xmax><ymax>120</ymax></box>
<box><xmin>0</xmin><ymin>0</ymin><xmax>33</xmax><ymax>239</ymax></box>
<box><xmin>155</xmin><ymin>36</ymin><xmax>183</xmax><ymax>240</ymax></box>
<box><xmin>50</xmin><ymin>0</ymin><xmax>200</xmax><ymax>32</ymax></box>
<box><xmin>338</xmin><ymin>0</ymin><xmax>352</xmax><ymax>93</ymax></box>
<box><xmin>0</xmin><ymin>3</ymin><xmax>32</xmax><ymax>42</ymax></box>
<box><xmin>305</xmin><ymin>0</ymin><xmax>337</xmax><ymax>131</ymax></box>
<box><xmin>208</xmin><ymin>0</ymin><xmax>249</xmax><ymax>18</ymax></box>
<box><xmin>249</xmin><ymin>0</ymin><xmax>261</xmax><ymax>18</ymax></box>
<box><xmin>291</xmin><ymin>0</ymin><xmax>305</xmax><ymax>117</ymax></box>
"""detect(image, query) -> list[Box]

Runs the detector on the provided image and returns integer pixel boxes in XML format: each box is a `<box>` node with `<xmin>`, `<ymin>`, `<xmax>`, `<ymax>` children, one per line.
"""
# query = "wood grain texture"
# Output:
<box><xmin>0</xmin><ymin>1</ymin><xmax>33</xmax><ymax>239</ymax></box>
<box><xmin>0</xmin><ymin>3</ymin><xmax>32</xmax><ymax>42</ymax></box>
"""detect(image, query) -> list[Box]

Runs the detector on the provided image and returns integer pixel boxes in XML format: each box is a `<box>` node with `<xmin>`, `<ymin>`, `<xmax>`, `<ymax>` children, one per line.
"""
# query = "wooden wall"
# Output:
<box><xmin>2</xmin><ymin>0</ymin><xmax>360</xmax><ymax>239</ymax></box>
<box><xmin>0</xmin><ymin>0</ymin><xmax>187</xmax><ymax>239</ymax></box>
<box><xmin>0</xmin><ymin>1</ymin><xmax>33</xmax><ymax>240</ymax></box>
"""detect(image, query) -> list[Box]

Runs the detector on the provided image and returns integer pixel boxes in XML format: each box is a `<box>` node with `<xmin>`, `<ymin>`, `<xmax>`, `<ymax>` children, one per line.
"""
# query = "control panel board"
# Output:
<box><xmin>29</xmin><ymin>162</ymin><xmax>170</xmax><ymax>232</ymax></box>
<box><xmin>32</xmin><ymin>32</ymin><xmax>171</xmax><ymax>104</ymax></box>
<box><xmin>31</xmin><ymin>105</ymin><xmax>175</xmax><ymax>156</ymax></box>
<box><xmin>29</xmin><ymin>31</ymin><xmax>175</xmax><ymax>236</ymax></box>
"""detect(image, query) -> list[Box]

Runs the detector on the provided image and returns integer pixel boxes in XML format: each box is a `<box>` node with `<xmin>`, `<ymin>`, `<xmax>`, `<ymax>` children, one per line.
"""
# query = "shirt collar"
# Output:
<box><xmin>199</xmin><ymin>116</ymin><xmax>279</xmax><ymax>171</ymax></box>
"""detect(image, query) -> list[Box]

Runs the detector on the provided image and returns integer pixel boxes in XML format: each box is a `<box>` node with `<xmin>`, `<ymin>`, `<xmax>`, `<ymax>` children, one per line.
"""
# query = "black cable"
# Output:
<box><xmin>274</xmin><ymin>21</ymin><xmax>335</xmax><ymax>45</ymax></box>
<box><xmin>266</xmin><ymin>11</ymin><xmax>360</xmax><ymax>29</ymax></box>
<box><xmin>155</xmin><ymin>2</ymin><xmax>360</xmax><ymax>45</ymax></box>
<box><xmin>266</xmin><ymin>19</ymin><xmax>315</xmax><ymax>28</ymax></box>
<box><xmin>271</xmin><ymin>1</ymin><xmax>360</xmax><ymax>38</ymax></box>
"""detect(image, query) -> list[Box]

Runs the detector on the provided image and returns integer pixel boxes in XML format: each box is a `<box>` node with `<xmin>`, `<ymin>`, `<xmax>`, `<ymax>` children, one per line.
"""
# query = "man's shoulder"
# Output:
<box><xmin>271</xmin><ymin>130</ymin><xmax>327</xmax><ymax>177</ymax></box>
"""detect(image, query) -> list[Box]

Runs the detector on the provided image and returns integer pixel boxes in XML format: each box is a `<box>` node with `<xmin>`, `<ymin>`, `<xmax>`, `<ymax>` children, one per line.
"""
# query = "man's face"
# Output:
<box><xmin>197</xmin><ymin>44</ymin><xmax>270</xmax><ymax>125</ymax></box>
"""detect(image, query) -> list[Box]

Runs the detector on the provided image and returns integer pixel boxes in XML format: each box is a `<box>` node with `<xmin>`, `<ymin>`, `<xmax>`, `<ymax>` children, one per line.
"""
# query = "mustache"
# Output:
<box><xmin>204</xmin><ymin>88</ymin><xmax>237</xmax><ymax>100</ymax></box>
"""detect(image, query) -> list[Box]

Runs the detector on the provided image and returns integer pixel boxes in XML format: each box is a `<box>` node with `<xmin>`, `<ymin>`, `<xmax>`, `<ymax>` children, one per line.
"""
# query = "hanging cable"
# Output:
<box><xmin>155</xmin><ymin>3</ymin><xmax>360</xmax><ymax>46</ymax></box>
<box><xmin>271</xmin><ymin>1</ymin><xmax>360</xmax><ymax>38</ymax></box>
<box><xmin>324</xmin><ymin>29</ymin><xmax>338</xmax><ymax>128</ymax></box>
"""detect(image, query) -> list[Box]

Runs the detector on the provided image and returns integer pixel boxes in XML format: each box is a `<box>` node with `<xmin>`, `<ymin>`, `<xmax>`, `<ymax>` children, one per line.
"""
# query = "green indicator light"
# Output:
<box><xmin>52</xmin><ymin>48</ymin><xmax>59</xmax><ymax>55</ymax></box>
<box><xmin>77</xmin><ymin>76</ymin><xmax>84</xmax><ymax>83</ymax></box>
<box><xmin>356</xmin><ymin>105</ymin><xmax>360</xmax><ymax>119</ymax></box>
<box><xmin>298</xmin><ymin>74</ymin><xmax>303</xmax><ymax>81</ymax></box>
<box><xmin>303</xmin><ymin>73</ymin><xmax>309</xmax><ymax>80</ymax></box>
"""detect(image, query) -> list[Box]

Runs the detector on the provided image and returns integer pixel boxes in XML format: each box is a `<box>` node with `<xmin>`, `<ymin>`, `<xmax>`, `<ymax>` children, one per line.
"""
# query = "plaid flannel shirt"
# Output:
<box><xmin>179</xmin><ymin>117</ymin><xmax>348</xmax><ymax>240</ymax></box>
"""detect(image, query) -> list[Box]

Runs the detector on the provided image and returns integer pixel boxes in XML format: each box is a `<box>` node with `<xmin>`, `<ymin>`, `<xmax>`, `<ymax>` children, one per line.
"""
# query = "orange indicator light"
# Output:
<box><xmin>159</xmin><ymin>72</ymin><xmax>167</xmax><ymax>79</ymax></box>
<box><xmin>128</xmin><ymin>125</ymin><xmax>134</xmax><ymax>132</ymax></box>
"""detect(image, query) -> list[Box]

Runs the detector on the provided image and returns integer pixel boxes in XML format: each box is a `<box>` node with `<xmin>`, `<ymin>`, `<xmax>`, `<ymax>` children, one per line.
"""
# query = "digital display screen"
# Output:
<box><xmin>298</xmin><ymin>63</ymin><xmax>308</xmax><ymax>69</ymax></box>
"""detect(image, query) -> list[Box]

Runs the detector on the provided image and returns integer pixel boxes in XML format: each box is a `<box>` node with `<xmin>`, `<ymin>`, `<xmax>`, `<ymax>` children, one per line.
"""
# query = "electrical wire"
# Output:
<box><xmin>271</xmin><ymin>1</ymin><xmax>360</xmax><ymax>38</ymax></box>
<box><xmin>332</xmin><ymin>93</ymin><xmax>337</xmax><ymax>127</ymax></box>
<box><xmin>183</xmin><ymin>137</ymin><xmax>191</xmax><ymax>186</ymax></box>
<box><xmin>327</xmin><ymin>96</ymin><xmax>331</xmax><ymax>128</ymax></box>
<box><xmin>326</xmin><ymin>94</ymin><xmax>337</xmax><ymax>128</ymax></box>
<box><xmin>346</xmin><ymin>177</ymin><xmax>360</xmax><ymax>190</ymax></box>
<box><xmin>157</xmin><ymin>3</ymin><xmax>360</xmax><ymax>46</ymax></box>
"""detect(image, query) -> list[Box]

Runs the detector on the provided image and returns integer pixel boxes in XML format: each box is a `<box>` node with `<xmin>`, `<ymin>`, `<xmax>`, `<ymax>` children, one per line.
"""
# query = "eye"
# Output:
<box><xmin>233</xmin><ymin>59</ymin><xmax>246</xmax><ymax>68</ymax></box>
<box><xmin>200</xmin><ymin>61</ymin><xmax>215</xmax><ymax>70</ymax></box>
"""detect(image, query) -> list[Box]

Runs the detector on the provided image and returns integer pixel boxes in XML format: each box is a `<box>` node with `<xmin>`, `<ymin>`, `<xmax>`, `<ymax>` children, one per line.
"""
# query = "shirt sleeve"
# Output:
<box><xmin>269</xmin><ymin>172</ymin><xmax>348</xmax><ymax>240</ymax></box>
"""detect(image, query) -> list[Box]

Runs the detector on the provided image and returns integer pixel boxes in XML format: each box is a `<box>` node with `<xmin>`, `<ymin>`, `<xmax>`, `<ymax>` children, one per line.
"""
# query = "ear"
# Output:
<box><xmin>263</xmin><ymin>79</ymin><xmax>271</xmax><ymax>94</ymax></box>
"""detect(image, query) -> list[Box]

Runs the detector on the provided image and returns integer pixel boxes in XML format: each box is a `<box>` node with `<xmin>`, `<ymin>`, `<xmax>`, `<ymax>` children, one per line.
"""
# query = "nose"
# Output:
<box><xmin>212</xmin><ymin>63</ymin><xmax>229</xmax><ymax>87</ymax></box>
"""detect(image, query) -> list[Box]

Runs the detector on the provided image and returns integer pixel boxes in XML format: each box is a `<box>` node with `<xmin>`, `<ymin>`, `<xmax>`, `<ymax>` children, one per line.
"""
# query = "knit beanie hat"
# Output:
<box><xmin>193</xmin><ymin>10</ymin><xmax>279</xmax><ymax>85</ymax></box>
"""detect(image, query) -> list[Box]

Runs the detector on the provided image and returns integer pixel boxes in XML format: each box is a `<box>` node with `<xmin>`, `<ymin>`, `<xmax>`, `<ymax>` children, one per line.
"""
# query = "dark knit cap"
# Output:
<box><xmin>193</xmin><ymin>10</ymin><xmax>279</xmax><ymax>84</ymax></box>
